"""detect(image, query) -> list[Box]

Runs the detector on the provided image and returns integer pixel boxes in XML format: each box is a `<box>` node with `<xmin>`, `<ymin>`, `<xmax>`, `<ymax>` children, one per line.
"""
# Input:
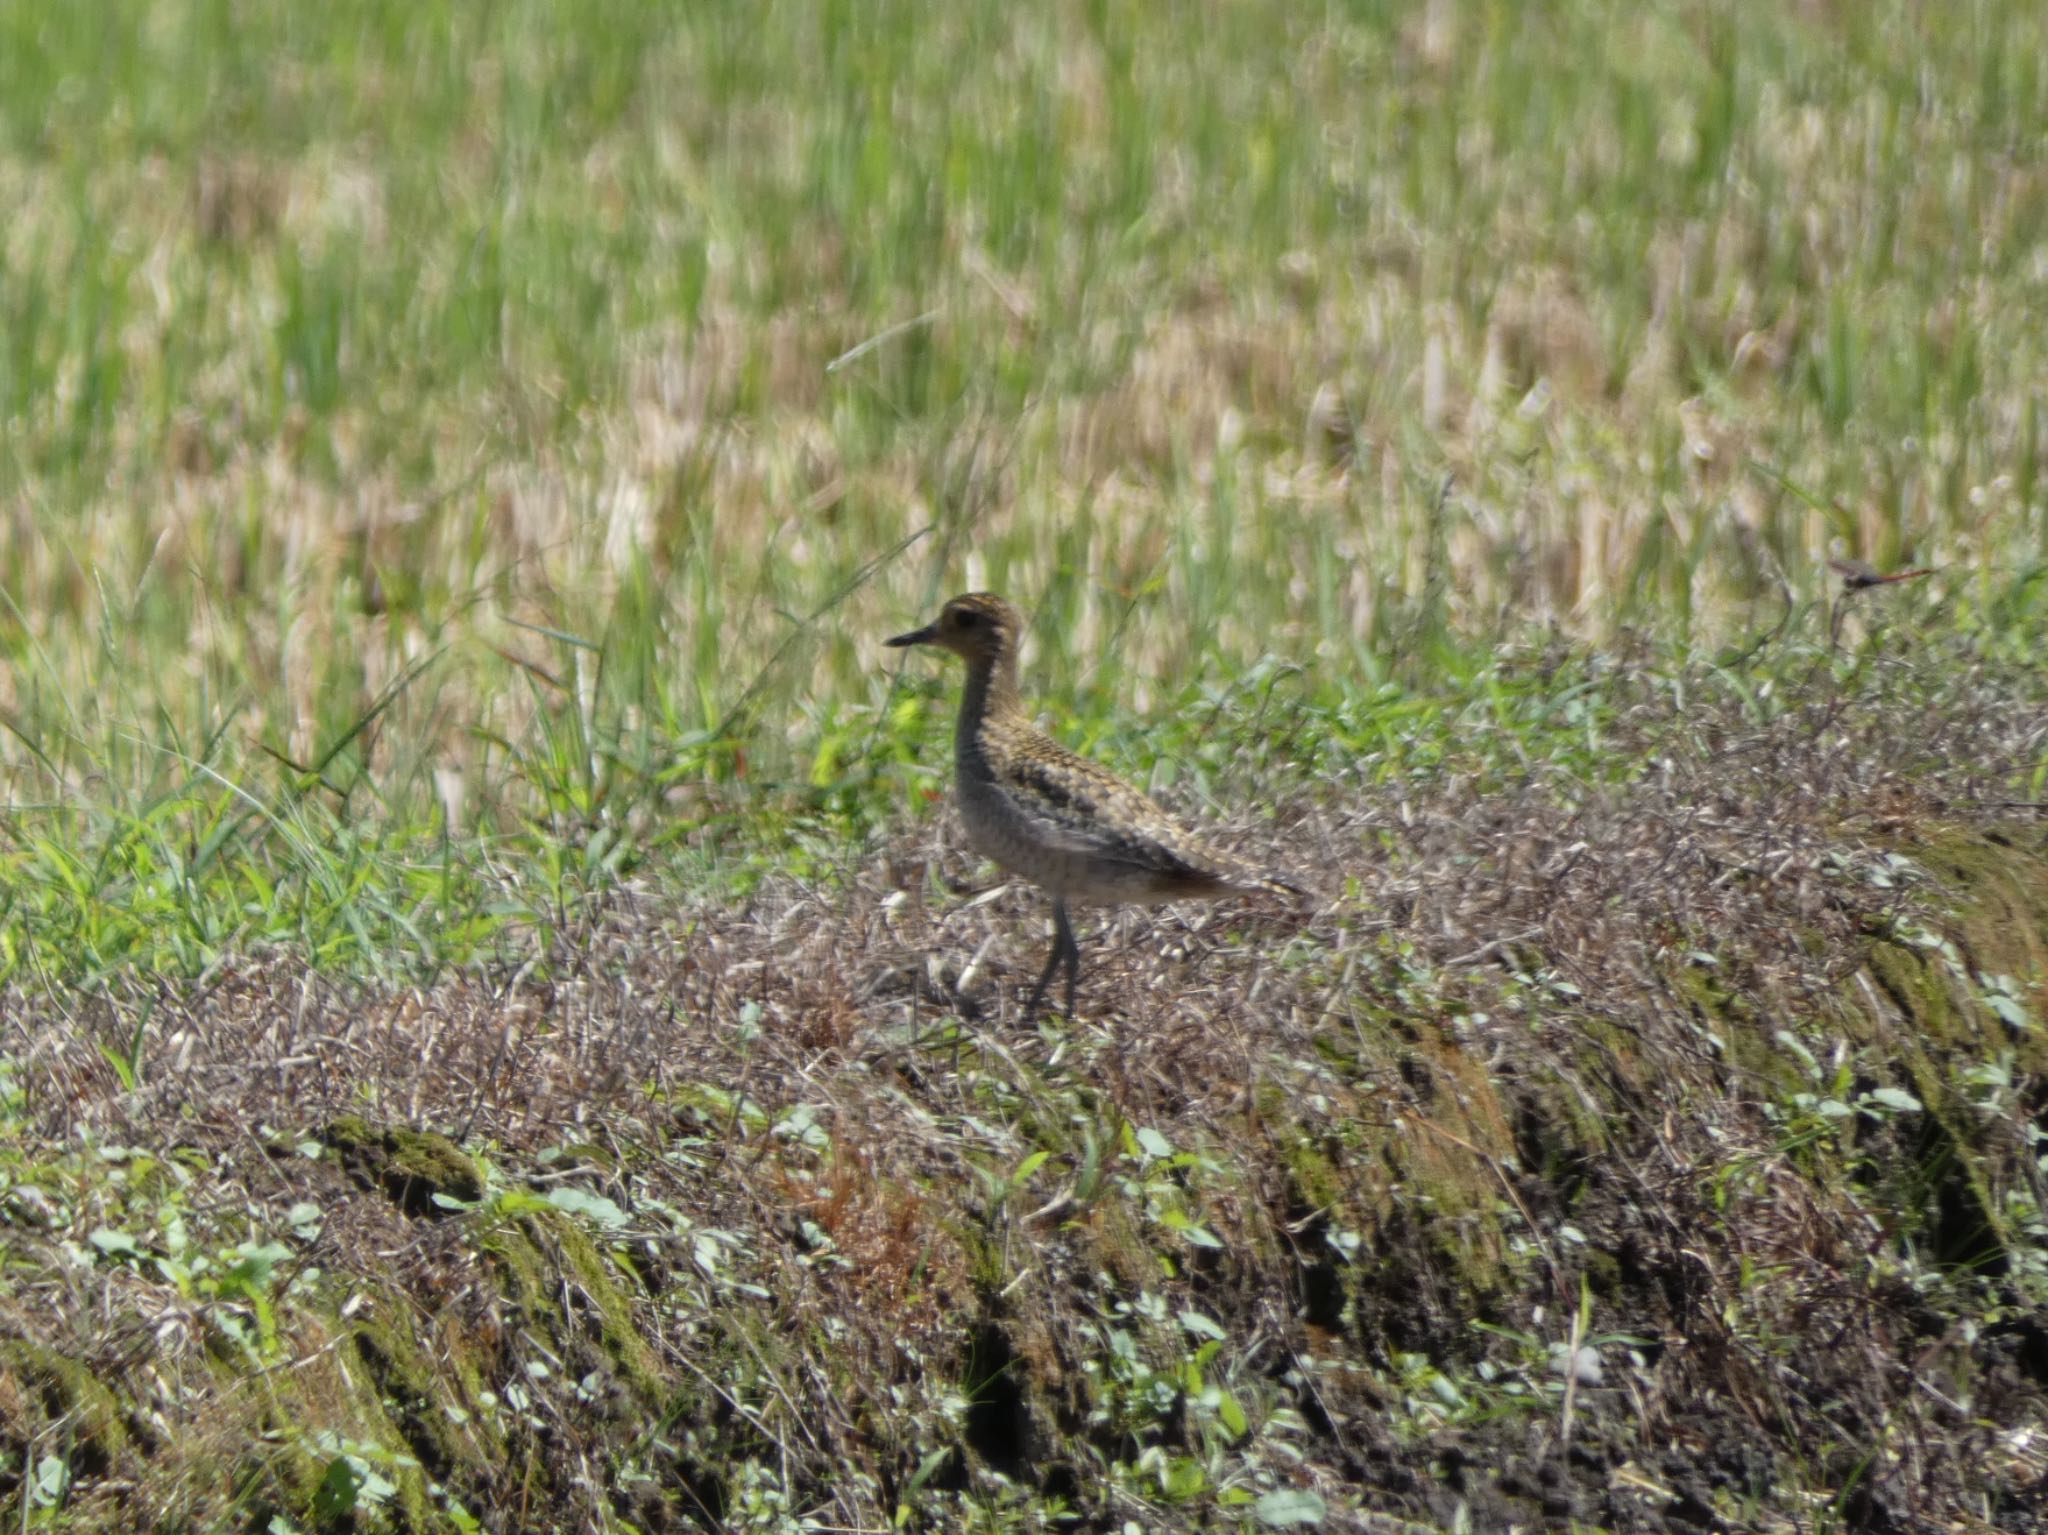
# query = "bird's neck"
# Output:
<box><xmin>956</xmin><ymin>652</ymin><xmax>1024</xmax><ymax>756</ymax></box>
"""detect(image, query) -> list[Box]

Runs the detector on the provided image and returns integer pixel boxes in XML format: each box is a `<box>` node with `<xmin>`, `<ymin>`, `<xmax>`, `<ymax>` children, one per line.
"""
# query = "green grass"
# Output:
<box><xmin>0</xmin><ymin>0</ymin><xmax>2044</xmax><ymax>975</ymax></box>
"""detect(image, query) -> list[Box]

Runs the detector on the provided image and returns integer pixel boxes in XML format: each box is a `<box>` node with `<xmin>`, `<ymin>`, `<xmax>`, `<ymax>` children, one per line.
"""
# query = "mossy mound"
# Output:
<box><xmin>6</xmin><ymin>655</ymin><xmax>2046</xmax><ymax>1531</ymax></box>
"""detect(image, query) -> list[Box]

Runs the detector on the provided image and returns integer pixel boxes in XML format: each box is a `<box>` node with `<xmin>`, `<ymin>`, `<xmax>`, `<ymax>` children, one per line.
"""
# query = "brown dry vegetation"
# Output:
<box><xmin>6</xmin><ymin>640</ymin><xmax>2046</xmax><ymax>1532</ymax></box>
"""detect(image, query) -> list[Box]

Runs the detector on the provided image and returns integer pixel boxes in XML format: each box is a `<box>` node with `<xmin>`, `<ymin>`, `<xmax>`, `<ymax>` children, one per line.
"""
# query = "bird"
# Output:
<box><xmin>886</xmin><ymin>592</ymin><xmax>1300</xmax><ymax>1021</ymax></box>
<box><xmin>1828</xmin><ymin>558</ymin><xmax>1932</xmax><ymax>590</ymax></box>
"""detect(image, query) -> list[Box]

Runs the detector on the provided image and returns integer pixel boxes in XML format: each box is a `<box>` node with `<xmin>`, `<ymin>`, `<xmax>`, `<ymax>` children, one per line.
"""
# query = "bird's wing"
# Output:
<box><xmin>1003</xmin><ymin>744</ymin><xmax>1259</xmax><ymax>888</ymax></box>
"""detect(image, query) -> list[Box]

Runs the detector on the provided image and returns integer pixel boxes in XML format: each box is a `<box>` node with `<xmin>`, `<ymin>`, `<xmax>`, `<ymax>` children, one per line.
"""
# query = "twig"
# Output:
<box><xmin>1559</xmin><ymin>1298</ymin><xmax>1586</xmax><ymax>1447</ymax></box>
<box><xmin>1443</xmin><ymin>927</ymin><xmax>1543</xmax><ymax>968</ymax></box>
<box><xmin>824</xmin><ymin>310</ymin><xmax>941</xmax><ymax>374</ymax></box>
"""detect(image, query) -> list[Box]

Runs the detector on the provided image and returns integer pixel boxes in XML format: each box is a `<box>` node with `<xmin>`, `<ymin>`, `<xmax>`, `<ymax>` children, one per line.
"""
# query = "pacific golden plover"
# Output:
<box><xmin>887</xmin><ymin>592</ymin><xmax>1299</xmax><ymax>1020</ymax></box>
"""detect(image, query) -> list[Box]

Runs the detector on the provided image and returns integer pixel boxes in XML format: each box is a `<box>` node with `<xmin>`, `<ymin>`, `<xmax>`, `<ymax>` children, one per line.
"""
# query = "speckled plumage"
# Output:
<box><xmin>888</xmin><ymin>592</ymin><xmax>1297</xmax><ymax>1018</ymax></box>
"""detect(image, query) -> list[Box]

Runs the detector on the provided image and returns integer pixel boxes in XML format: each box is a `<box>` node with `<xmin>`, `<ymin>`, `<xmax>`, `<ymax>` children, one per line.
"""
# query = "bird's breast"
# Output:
<box><xmin>952</xmin><ymin>765</ymin><xmax>1186</xmax><ymax>903</ymax></box>
<box><xmin>955</xmin><ymin>768</ymin><xmax>1057</xmax><ymax>875</ymax></box>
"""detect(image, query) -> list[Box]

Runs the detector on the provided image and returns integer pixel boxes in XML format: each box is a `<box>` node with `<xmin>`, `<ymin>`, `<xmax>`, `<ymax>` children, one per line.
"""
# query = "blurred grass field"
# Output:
<box><xmin>0</xmin><ymin>0</ymin><xmax>2045</xmax><ymax>981</ymax></box>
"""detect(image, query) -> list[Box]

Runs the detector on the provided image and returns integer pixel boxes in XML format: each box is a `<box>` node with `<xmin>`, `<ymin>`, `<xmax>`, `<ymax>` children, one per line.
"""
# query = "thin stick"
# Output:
<box><xmin>824</xmin><ymin>310</ymin><xmax>941</xmax><ymax>374</ymax></box>
<box><xmin>1559</xmin><ymin>1295</ymin><xmax>1586</xmax><ymax>1447</ymax></box>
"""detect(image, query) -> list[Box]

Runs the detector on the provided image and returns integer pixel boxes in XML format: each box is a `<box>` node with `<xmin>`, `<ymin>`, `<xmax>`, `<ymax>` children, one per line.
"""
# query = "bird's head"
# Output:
<box><xmin>885</xmin><ymin>592</ymin><xmax>1022</xmax><ymax>668</ymax></box>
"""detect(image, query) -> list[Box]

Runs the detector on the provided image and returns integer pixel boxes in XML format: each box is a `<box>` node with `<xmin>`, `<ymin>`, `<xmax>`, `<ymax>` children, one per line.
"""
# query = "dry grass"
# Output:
<box><xmin>7</xmin><ymin>638</ymin><xmax>2045</xmax><ymax>1530</ymax></box>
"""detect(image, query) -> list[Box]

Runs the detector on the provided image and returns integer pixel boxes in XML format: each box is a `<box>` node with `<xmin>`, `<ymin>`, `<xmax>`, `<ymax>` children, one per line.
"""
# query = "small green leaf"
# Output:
<box><xmin>1161</xmin><ymin>1455</ymin><xmax>1206</xmax><ymax>1500</ymax></box>
<box><xmin>545</xmin><ymin>1187</ymin><xmax>628</xmax><ymax>1228</ymax></box>
<box><xmin>229</xmin><ymin>1242</ymin><xmax>293</xmax><ymax>1289</ymax></box>
<box><xmin>1135</xmin><ymin>1127</ymin><xmax>1173</xmax><ymax>1160</ymax></box>
<box><xmin>773</xmin><ymin>1102</ymin><xmax>831</xmax><ymax>1150</ymax></box>
<box><xmin>1866</xmin><ymin>1087</ymin><xmax>1923</xmax><ymax>1114</ymax></box>
<box><xmin>1987</xmin><ymin>993</ymin><xmax>2031</xmax><ymax>1027</ymax></box>
<box><xmin>906</xmin><ymin>1446</ymin><xmax>951</xmax><ymax>1494</ymax></box>
<box><xmin>312</xmin><ymin>1457</ymin><xmax>363</xmax><ymax>1521</ymax></box>
<box><xmin>1254</xmin><ymin>1488</ymin><xmax>1326</xmax><ymax>1527</ymax></box>
<box><xmin>1216</xmin><ymin>1390</ymin><xmax>1249</xmax><ymax>1438</ymax></box>
<box><xmin>31</xmin><ymin>1454</ymin><xmax>69</xmax><ymax>1507</ymax></box>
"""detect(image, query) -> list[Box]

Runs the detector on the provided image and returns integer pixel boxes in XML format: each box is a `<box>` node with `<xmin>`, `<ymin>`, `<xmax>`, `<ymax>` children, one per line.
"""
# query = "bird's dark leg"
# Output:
<box><xmin>1025</xmin><ymin>899</ymin><xmax>1082</xmax><ymax>1022</ymax></box>
<box><xmin>1057</xmin><ymin>899</ymin><xmax>1081</xmax><ymax>1019</ymax></box>
<box><xmin>1024</xmin><ymin>902</ymin><xmax>1063</xmax><ymax>1022</ymax></box>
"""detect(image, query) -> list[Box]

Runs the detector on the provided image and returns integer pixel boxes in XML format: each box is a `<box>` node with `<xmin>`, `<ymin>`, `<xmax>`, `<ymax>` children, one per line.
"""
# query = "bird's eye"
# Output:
<box><xmin>955</xmin><ymin>610</ymin><xmax>978</xmax><ymax>628</ymax></box>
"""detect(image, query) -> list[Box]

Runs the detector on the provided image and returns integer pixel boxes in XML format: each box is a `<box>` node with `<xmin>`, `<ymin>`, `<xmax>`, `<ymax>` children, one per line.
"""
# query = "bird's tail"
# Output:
<box><xmin>1202</xmin><ymin>843</ymin><xmax>1312</xmax><ymax>903</ymax></box>
<box><xmin>1246</xmin><ymin>871</ymin><xmax>1312</xmax><ymax>903</ymax></box>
